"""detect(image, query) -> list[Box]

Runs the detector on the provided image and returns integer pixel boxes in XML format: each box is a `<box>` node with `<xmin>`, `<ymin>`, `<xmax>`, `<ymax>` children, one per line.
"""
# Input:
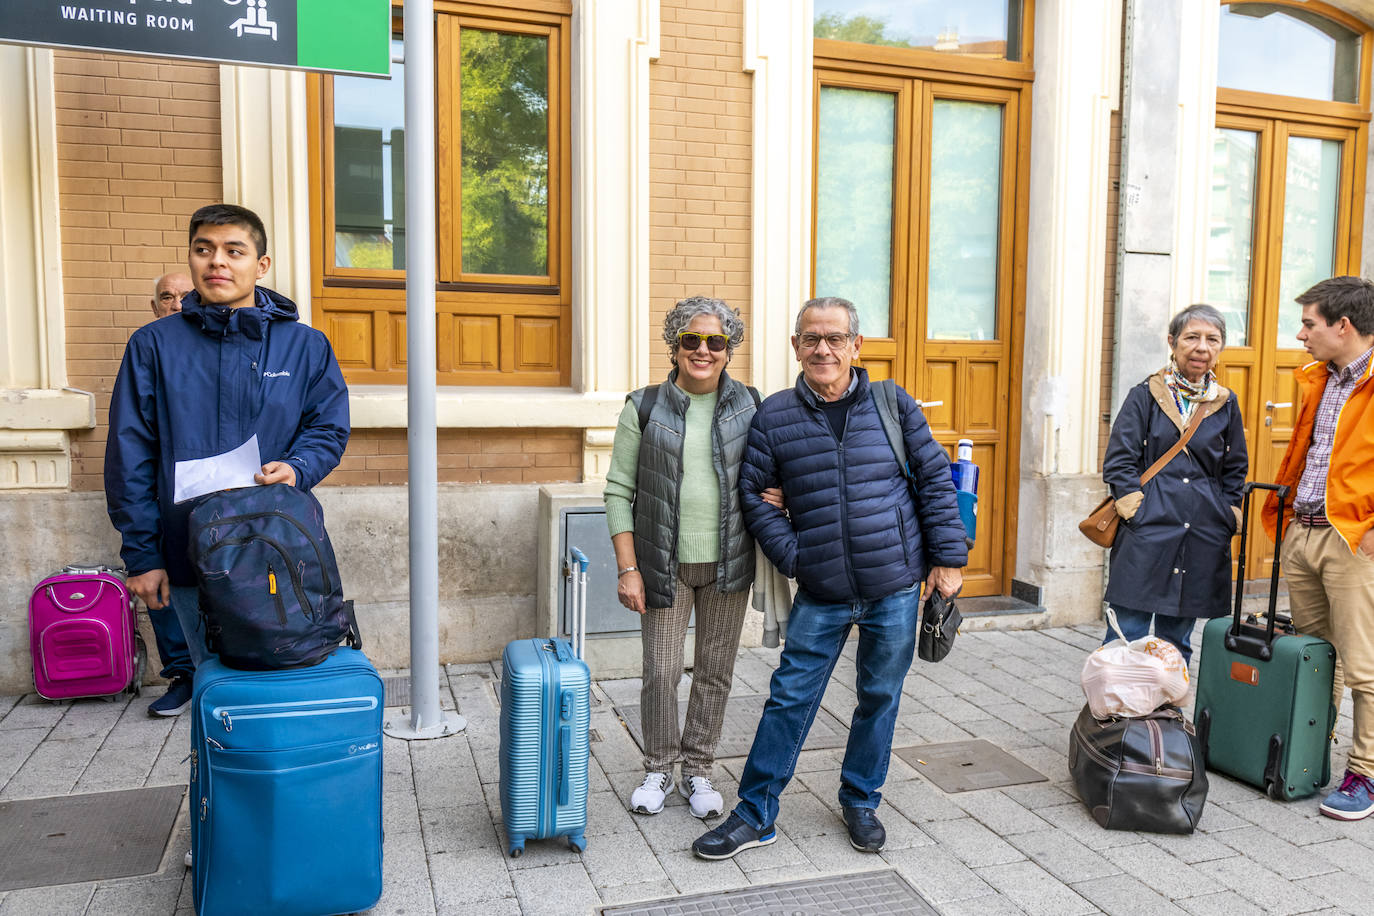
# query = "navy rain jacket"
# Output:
<box><xmin>105</xmin><ymin>287</ymin><xmax>350</xmax><ymax>586</ymax></box>
<box><xmin>740</xmin><ymin>368</ymin><xmax>967</xmax><ymax>603</ymax></box>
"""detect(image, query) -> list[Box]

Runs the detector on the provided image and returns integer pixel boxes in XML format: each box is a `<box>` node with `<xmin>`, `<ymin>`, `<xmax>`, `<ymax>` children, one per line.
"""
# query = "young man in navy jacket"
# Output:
<box><xmin>105</xmin><ymin>204</ymin><xmax>350</xmax><ymax>707</ymax></box>
<box><xmin>693</xmin><ymin>297</ymin><xmax>967</xmax><ymax>860</ymax></box>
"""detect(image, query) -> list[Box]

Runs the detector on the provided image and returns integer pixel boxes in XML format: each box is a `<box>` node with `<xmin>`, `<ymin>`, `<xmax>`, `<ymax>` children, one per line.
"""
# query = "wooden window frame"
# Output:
<box><xmin>307</xmin><ymin>0</ymin><xmax>573</xmax><ymax>387</ymax></box>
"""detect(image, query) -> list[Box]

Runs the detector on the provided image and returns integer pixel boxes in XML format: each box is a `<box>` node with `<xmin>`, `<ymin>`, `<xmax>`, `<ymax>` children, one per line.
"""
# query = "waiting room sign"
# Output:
<box><xmin>0</xmin><ymin>0</ymin><xmax>390</xmax><ymax>76</ymax></box>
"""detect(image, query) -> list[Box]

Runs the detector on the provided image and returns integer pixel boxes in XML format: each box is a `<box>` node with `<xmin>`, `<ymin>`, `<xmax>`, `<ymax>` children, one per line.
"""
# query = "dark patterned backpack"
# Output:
<box><xmin>189</xmin><ymin>483</ymin><xmax>360</xmax><ymax>669</ymax></box>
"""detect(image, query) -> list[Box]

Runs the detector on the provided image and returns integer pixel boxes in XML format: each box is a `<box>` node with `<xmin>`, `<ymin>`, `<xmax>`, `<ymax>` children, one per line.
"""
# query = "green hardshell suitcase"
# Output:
<box><xmin>1194</xmin><ymin>482</ymin><xmax>1337</xmax><ymax>801</ymax></box>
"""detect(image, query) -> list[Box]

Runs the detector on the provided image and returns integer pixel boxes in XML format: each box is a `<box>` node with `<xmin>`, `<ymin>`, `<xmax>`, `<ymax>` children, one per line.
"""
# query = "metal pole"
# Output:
<box><xmin>385</xmin><ymin>0</ymin><xmax>463</xmax><ymax>740</ymax></box>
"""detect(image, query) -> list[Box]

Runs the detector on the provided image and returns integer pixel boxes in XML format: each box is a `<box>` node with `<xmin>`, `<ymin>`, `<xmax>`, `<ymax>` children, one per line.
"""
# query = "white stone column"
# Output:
<box><xmin>1016</xmin><ymin>0</ymin><xmax>1120</xmax><ymax>621</ymax></box>
<box><xmin>744</xmin><ymin>0</ymin><xmax>812</xmax><ymax>395</ymax></box>
<box><xmin>0</xmin><ymin>46</ymin><xmax>93</xmax><ymax>488</ymax></box>
<box><xmin>220</xmin><ymin>66</ymin><xmax>313</xmax><ymax>321</ymax></box>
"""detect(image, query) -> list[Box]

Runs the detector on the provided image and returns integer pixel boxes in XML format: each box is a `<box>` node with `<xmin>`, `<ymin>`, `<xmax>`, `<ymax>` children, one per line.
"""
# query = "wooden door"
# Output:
<box><xmin>813</xmin><ymin>70</ymin><xmax>1025</xmax><ymax>597</ymax></box>
<box><xmin>1210</xmin><ymin>115</ymin><xmax>1364</xmax><ymax>578</ymax></box>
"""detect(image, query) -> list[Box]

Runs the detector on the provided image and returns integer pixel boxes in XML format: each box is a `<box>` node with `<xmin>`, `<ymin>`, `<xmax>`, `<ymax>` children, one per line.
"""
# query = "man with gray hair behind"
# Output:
<box><xmin>693</xmin><ymin>296</ymin><xmax>967</xmax><ymax>859</ymax></box>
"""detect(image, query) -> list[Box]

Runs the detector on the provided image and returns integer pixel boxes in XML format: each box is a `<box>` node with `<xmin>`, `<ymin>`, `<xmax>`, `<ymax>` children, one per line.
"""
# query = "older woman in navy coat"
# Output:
<box><xmin>1101</xmin><ymin>303</ymin><xmax>1249</xmax><ymax>664</ymax></box>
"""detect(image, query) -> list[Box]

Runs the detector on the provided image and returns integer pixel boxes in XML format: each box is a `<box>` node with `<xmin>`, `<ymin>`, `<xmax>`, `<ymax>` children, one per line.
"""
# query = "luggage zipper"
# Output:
<box><xmin>267</xmin><ymin>564</ymin><xmax>287</xmax><ymax>626</ymax></box>
<box><xmin>196</xmin><ymin>509</ymin><xmax>334</xmax><ymax>597</ymax></box>
<box><xmin>201</xmin><ymin>535</ymin><xmax>316</xmax><ymax>621</ymax></box>
<box><xmin>1148</xmin><ymin>719</ymin><xmax>1163</xmax><ymax>776</ymax></box>
<box><xmin>1073</xmin><ymin>719</ymin><xmax>1194</xmax><ymax>780</ymax></box>
<box><xmin>209</xmin><ymin>697</ymin><xmax>379</xmax><ymax>733</ymax></box>
<box><xmin>540</xmin><ymin>644</ymin><xmax>559</xmax><ymax>834</ymax></box>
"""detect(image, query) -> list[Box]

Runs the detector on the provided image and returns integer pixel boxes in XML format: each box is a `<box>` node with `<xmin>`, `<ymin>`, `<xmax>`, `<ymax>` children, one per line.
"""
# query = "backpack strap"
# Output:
<box><xmin>870</xmin><ymin>379</ymin><xmax>910</xmax><ymax>480</ymax></box>
<box><xmin>747</xmin><ymin>386</ymin><xmax>761</xmax><ymax>408</ymax></box>
<box><xmin>637</xmin><ymin>385</ymin><xmax>659</xmax><ymax>433</ymax></box>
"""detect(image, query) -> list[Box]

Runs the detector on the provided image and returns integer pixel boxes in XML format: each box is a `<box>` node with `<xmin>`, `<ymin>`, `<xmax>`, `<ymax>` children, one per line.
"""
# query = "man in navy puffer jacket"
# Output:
<box><xmin>693</xmin><ymin>297</ymin><xmax>966</xmax><ymax>860</ymax></box>
<box><xmin>105</xmin><ymin>204</ymin><xmax>349</xmax><ymax>691</ymax></box>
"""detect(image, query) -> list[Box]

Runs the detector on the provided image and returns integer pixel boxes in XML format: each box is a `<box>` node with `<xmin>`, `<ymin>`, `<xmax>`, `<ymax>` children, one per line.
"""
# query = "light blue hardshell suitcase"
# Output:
<box><xmin>500</xmin><ymin>547</ymin><xmax>592</xmax><ymax>857</ymax></box>
<box><xmin>190</xmin><ymin>647</ymin><xmax>384</xmax><ymax>916</ymax></box>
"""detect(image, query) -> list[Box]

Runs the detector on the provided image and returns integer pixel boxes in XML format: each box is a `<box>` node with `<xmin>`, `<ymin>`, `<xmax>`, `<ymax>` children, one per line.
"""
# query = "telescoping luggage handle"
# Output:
<box><xmin>566</xmin><ymin>546</ymin><xmax>589</xmax><ymax>661</ymax></box>
<box><xmin>1228</xmin><ymin>481</ymin><xmax>1290</xmax><ymax>662</ymax></box>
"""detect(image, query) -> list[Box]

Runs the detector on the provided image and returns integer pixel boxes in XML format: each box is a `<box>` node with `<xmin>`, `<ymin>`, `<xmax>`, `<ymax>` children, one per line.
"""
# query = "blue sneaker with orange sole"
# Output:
<box><xmin>1319</xmin><ymin>769</ymin><xmax>1374</xmax><ymax>821</ymax></box>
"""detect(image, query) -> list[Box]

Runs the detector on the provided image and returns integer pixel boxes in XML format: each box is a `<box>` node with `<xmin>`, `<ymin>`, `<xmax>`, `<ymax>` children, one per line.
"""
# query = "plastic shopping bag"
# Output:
<box><xmin>1080</xmin><ymin>608</ymin><xmax>1190</xmax><ymax>718</ymax></box>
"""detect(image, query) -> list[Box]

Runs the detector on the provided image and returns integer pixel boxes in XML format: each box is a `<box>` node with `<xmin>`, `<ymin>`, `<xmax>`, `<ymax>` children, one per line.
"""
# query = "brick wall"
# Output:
<box><xmin>56</xmin><ymin>51</ymin><xmax>223</xmax><ymax>492</ymax></box>
<box><xmin>649</xmin><ymin>0</ymin><xmax>753</xmax><ymax>383</ymax></box>
<box><xmin>334</xmin><ymin>429</ymin><xmax>582</xmax><ymax>486</ymax></box>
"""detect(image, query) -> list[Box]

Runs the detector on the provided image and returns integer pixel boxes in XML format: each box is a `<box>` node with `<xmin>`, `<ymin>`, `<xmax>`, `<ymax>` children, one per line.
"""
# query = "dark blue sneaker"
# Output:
<box><xmin>1319</xmin><ymin>769</ymin><xmax>1374</xmax><ymax>821</ymax></box>
<box><xmin>149</xmin><ymin>677</ymin><xmax>193</xmax><ymax>717</ymax></box>
<box><xmin>691</xmin><ymin>812</ymin><xmax>776</xmax><ymax>860</ymax></box>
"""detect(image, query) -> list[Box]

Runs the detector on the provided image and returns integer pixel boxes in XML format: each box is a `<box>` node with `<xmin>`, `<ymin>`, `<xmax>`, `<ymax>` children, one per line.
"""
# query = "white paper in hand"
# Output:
<box><xmin>173</xmin><ymin>434</ymin><xmax>262</xmax><ymax>503</ymax></box>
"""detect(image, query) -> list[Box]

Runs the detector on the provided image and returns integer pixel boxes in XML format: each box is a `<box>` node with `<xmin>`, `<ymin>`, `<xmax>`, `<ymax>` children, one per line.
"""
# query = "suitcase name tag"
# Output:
<box><xmin>1229</xmin><ymin>662</ymin><xmax>1259</xmax><ymax>686</ymax></box>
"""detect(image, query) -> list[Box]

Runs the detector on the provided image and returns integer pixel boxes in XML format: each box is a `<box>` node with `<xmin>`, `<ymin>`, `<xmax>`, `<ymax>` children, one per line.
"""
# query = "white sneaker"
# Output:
<box><xmin>680</xmin><ymin>775</ymin><xmax>725</xmax><ymax>819</ymax></box>
<box><xmin>630</xmin><ymin>771</ymin><xmax>673</xmax><ymax>814</ymax></box>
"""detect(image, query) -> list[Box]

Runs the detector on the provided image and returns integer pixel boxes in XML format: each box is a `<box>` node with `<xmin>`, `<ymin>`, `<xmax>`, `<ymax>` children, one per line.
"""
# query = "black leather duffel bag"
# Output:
<box><xmin>1068</xmin><ymin>703</ymin><xmax>1207</xmax><ymax>833</ymax></box>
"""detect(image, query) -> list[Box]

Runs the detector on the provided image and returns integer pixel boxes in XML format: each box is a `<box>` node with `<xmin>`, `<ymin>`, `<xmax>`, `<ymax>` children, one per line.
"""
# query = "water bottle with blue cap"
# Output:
<box><xmin>950</xmin><ymin>438</ymin><xmax>978</xmax><ymax>548</ymax></box>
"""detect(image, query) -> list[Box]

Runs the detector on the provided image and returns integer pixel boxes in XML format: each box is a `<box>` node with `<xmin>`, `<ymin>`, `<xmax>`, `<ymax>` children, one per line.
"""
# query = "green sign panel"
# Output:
<box><xmin>0</xmin><ymin>0</ymin><xmax>391</xmax><ymax>76</ymax></box>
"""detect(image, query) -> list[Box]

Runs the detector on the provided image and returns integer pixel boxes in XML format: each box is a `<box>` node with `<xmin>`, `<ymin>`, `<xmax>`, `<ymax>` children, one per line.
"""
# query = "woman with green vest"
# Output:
<box><xmin>604</xmin><ymin>296</ymin><xmax>772</xmax><ymax>820</ymax></box>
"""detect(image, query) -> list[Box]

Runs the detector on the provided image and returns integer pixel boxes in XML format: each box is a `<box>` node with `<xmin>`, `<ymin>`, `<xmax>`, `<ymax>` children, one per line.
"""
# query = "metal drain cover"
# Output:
<box><xmin>0</xmin><ymin>785</ymin><xmax>185</xmax><ymax>890</ymax></box>
<box><xmin>894</xmin><ymin>739</ymin><xmax>1046</xmax><ymax>793</ymax></box>
<box><xmin>598</xmin><ymin>869</ymin><xmax>937</xmax><ymax>915</ymax></box>
<box><xmin>616</xmin><ymin>694</ymin><xmax>851</xmax><ymax>758</ymax></box>
<box><xmin>382</xmin><ymin>675</ymin><xmax>411</xmax><ymax>708</ymax></box>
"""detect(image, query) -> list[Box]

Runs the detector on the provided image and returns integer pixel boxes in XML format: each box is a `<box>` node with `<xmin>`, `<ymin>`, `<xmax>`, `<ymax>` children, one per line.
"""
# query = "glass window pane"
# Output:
<box><xmin>1218</xmin><ymin>4</ymin><xmax>1360</xmax><ymax>103</ymax></box>
<box><xmin>460</xmin><ymin>29</ymin><xmax>549</xmax><ymax>277</ymax></box>
<box><xmin>332</xmin><ymin>38</ymin><xmax>405</xmax><ymax>270</ymax></box>
<box><xmin>814</xmin><ymin>0</ymin><xmax>1021</xmax><ymax>61</ymax></box>
<box><xmin>1205</xmin><ymin>128</ymin><xmax>1258</xmax><ymax>348</ymax></box>
<box><xmin>1277</xmin><ymin>136</ymin><xmax>1341</xmax><ymax>343</ymax></box>
<box><xmin>927</xmin><ymin>99</ymin><xmax>1002</xmax><ymax>341</ymax></box>
<box><xmin>815</xmin><ymin>87</ymin><xmax>896</xmax><ymax>337</ymax></box>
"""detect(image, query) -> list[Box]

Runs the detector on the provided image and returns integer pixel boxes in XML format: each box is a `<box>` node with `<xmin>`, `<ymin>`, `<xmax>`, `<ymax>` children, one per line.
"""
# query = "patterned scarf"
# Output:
<box><xmin>1165</xmin><ymin>362</ymin><xmax>1217</xmax><ymax>424</ymax></box>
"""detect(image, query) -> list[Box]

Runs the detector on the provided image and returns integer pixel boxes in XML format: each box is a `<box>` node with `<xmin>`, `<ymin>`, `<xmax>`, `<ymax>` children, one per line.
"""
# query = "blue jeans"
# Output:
<box><xmin>733</xmin><ymin>582</ymin><xmax>921</xmax><ymax>831</ymax></box>
<box><xmin>1103</xmin><ymin>606</ymin><xmax>1199</xmax><ymax>667</ymax></box>
<box><xmin>169</xmin><ymin>585</ymin><xmax>217</xmax><ymax>670</ymax></box>
<box><xmin>145</xmin><ymin>595</ymin><xmax>193</xmax><ymax>681</ymax></box>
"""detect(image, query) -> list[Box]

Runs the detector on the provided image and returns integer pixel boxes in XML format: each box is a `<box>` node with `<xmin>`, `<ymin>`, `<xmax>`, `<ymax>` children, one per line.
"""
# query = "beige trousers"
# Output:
<box><xmin>1283</xmin><ymin>523</ymin><xmax>1374</xmax><ymax>778</ymax></box>
<box><xmin>639</xmin><ymin>561</ymin><xmax>749</xmax><ymax>778</ymax></box>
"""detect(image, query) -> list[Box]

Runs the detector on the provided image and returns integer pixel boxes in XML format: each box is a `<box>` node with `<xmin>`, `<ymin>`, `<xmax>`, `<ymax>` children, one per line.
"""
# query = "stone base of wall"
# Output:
<box><xmin>1014</xmin><ymin>472</ymin><xmax>1109</xmax><ymax>627</ymax></box>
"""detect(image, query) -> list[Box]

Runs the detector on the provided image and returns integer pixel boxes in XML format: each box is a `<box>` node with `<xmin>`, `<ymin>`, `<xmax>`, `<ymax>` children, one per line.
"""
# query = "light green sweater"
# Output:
<box><xmin>604</xmin><ymin>389</ymin><xmax>721</xmax><ymax>563</ymax></box>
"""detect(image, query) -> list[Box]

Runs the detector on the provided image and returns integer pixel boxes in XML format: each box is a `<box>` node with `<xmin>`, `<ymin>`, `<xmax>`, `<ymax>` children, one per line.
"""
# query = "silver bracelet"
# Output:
<box><xmin>617</xmin><ymin>566</ymin><xmax>638</xmax><ymax>577</ymax></box>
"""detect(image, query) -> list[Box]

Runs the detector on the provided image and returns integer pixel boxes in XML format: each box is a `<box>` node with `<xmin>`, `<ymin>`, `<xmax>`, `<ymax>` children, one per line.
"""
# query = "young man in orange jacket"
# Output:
<box><xmin>1263</xmin><ymin>275</ymin><xmax>1374</xmax><ymax>821</ymax></box>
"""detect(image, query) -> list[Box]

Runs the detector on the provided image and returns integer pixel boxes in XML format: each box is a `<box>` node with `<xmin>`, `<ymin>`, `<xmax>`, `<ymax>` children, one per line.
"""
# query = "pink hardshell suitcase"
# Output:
<box><xmin>28</xmin><ymin>565</ymin><xmax>146</xmax><ymax>701</ymax></box>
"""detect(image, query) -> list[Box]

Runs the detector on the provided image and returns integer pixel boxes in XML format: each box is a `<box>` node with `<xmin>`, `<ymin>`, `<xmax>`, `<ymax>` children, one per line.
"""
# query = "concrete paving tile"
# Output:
<box><xmin>580</xmin><ymin>828</ymin><xmax>668</xmax><ymax>888</ymax></box>
<box><xmin>921</xmin><ymin>695</ymin><xmax>992</xmax><ymax>725</ymax></box>
<box><xmin>100</xmin><ymin>707</ymin><xmax>177</xmax><ymax>749</ymax></box>
<box><xmin>1294</xmin><ymin>869</ymin><xmax>1374</xmax><ymax>915</ymax></box>
<box><xmin>950</xmin><ymin>789</ymin><xmax>1052</xmax><ymax>836</ymax></box>
<box><xmin>437</xmin><ymin>896</ymin><xmax>520</xmax><ymax>916</ymax></box>
<box><xmin>922</xmin><ymin>817</ymin><xmax>1026</xmax><ymax>867</ymax></box>
<box><xmin>597</xmin><ymin>678</ymin><xmax>643</xmax><ymax>708</ymax></box>
<box><xmin>0</xmin><ymin>727</ymin><xmax>47</xmax><ymax>788</ymax></box>
<box><xmin>588</xmin><ymin>712</ymin><xmax>645</xmax><ymax>775</ymax></box>
<box><xmin>471</xmin><ymin>738</ymin><xmax>501</xmax><ymax>786</ymax></box>
<box><xmin>744</xmin><ymin>861</ymin><xmax>826</xmax><ymax>886</ymax></box>
<box><xmin>1215</xmin><ymin>798</ymin><xmax>1344</xmax><ymax>846</ymax></box>
<box><xmin>960</xmin><ymin>718</ymin><xmax>1040</xmax><ymax>751</ymax></box>
<box><xmin>384</xmin><ymin>784</ymin><xmax>423</xmax><ymax>835</ymax></box>
<box><xmin>585</xmin><ymin>756</ymin><xmax>614</xmax><ymax>795</ymax></box>
<box><xmin>0</xmin><ymin>696</ymin><xmax>19</xmax><ymax>717</ymax></box>
<box><xmin>427</xmin><ymin>843</ymin><xmax>514</xmax><ymax>908</ymax></box>
<box><xmin>594</xmin><ymin>880</ymin><xmax>677</xmax><ymax>908</ymax></box>
<box><xmin>792</xmin><ymin>830</ymin><xmax>896</xmax><ymax>872</ymax></box>
<box><xmin>1000</xmin><ymin>781</ymin><xmax>1078</xmax><ymax>810</ymax></box>
<box><xmin>374</xmin><ymin>823</ymin><xmax>438</xmax><ymax>916</ymax></box>
<box><xmin>1193</xmin><ymin>803</ymin><xmax>1253</xmax><ymax>834</ymax></box>
<box><xmin>586</xmin><ymin>790</ymin><xmax>642</xmax><ymax>837</ymax></box>
<box><xmin>654</xmin><ymin>848</ymin><xmax>749</xmax><ymax>896</ymax></box>
<box><xmin>975</xmin><ymin>861</ymin><xmax>1097</xmax><ymax>916</ymax></box>
<box><xmin>1004</xmin><ymin>829</ymin><xmax>1121</xmax><ymax>884</ymax></box>
<box><xmin>1071</xmin><ymin>873</ymin><xmax>1190</xmax><ymax>915</ymax></box>
<box><xmin>899</xmin><ymin>711</ymin><xmax>978</xmax><ymax>743</ymax></box>
<box><xmin>85</xmin><ymin>877</ymin><xmax>182</xmax><ymax>916</ymax></box>
<box><xmin>0</xmin><ymin>883</ymin><xmax>94</xmax><ymax>915</ymax></box>
<box><xmin>496</xmin><ymin>820</ymin><xmax>585</xmax><ymax>868</ymax></box>
<box><xmin>1200</xmin><ymin>772</ymin><xmax>1268</xmax><ymax>804</ymax></box>
<box><xmin>383</xmin><ymin>738</ymin><xmax>416</xmax><ymax>795</ymax></box>
<box><xmin>940</xmin><ymin>892</ymin><xmax>1032</xmax><ymax>915</ymax></box>
<box><xmin>979</xmin><ymin>703</ymin><xmax>1063</xmax><ymax>735</ymax></box>
<box><xmin>0</xmin><ymin>696</ymin><xmax>67</xmax><ymax>731</ymax></box>
<box><xmin>1213</xmin><ymin>826</ymin><xmax>1339</xmax><ymax>879</ymax></box>
<box><xmin>904</xmin><ymin>672</ymin><xmax>955</xmax><ymax>700</ymax></box>
<box><xmin>48</xmin><ymin>698</ymin><xmax>128</xmax><ymax>740</ymax></box>
<box><xmin>1098</xmin><ymin>842</ymin><xmax>1214</xmax><ymax>899</ymax></box>
<box><xmin>1142</xmin><ymin>831</ymin><xmax>1240</xmax><ymax>865</ymax></box>
<box><xmin>1034</xmin><ymin>803</ymin><xmax>1148</xmax><ymax>849</ymax></box>
<box><xmin>411</xmin><ymin>736</ymin><xmax>482</xmax><ymax>811</ymax></box>
<box><xmin>1009</xmin><ymin>745</ymin><xmax>1069</xmax><ymax>781</ymax></box>
<box><xmin>1176</xmin><ymin>891</ymin><xmax>1269</xmax><ymax>916</ymax></box>
<box><xmin>74</xmin><ymin>746</ymin><xmax>154</xmax><ymax>792</ymax></box>
<box><xmin>0</xmin><ymin>762</ymin><xmax>83</xmax><ymax>799</ymax></box>
<box><xmin>1191</xmin><ymin>854</ymin><xmax>1332</xmax><ymax>915</ymax></box>
<box><xmin>882</xmin><ymin>775</ymin><xmax>969</xmax><ymax>822</ymax></box>
<box><xmin>634</xmin><ymin>807</ymin><xmax>719</xmax><ymax>856</ymax></box>
<box><xmin>732</xmin><ymin>828</ymin><xmax>809</xmax><ymax>876</ymax></box>
<box><xmin>772</xmin><ymin>791</ymin><xmax>842</xmax><ymax>839</ymax></box>
<box><xmin>880</xmin><ymin>843</ymin><xmax>995</xmax><ymax>904</ymax></box>
<box><xmin>788</xmin><ymin>747</ymin><xmax>847</xmax><ymax>774</ymax></box>
<box><xmin>422</xmin><ymin>802</ymin><xmax>501</xmax><ymax>852</ymax></box>
<box><xmin>1301</xmin><ymin>837</ymin><xmax>1374</xmax><ymax>874</ymax></box>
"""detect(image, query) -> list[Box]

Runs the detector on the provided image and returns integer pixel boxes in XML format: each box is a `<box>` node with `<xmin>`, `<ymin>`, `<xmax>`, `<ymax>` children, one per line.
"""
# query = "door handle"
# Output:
<box><xmin>914</xmin><ymin>400</ymin><xmax>944</xmax><ymax>410</ymax></box>
<box><xmin>1265</xmin><ymin>401</ymin><xmax>1292</xmax><ymax>410</ymax></box>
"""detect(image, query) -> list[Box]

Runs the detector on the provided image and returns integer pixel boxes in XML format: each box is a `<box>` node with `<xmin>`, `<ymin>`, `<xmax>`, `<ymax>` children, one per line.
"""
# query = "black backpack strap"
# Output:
<box><xmin>747</xmin><ymin>386</ymin><xmax>761</xmax><ymax>408</ymax></box>
<box><xmin>341</xmin><ymin>599</ymin><xmax>363</xmax><ymax>650</ymax></box>
<box><xmin>870</xmin><ymin>379</ymin><xmax>910</xmax><ymax>479</ymax></box>
<box><xmin>637</xmin><ymin>385</ymin><xmax>659</xmax><ymax>433</ymax></box>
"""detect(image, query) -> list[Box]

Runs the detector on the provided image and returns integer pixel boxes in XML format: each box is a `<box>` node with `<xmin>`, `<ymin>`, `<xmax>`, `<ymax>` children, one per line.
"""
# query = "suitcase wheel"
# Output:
<box><xmin>129</xmin><ymin>635</ymin><xmax>148</xmax><ymax>698</ymax></box>
<box><xmin>567</xmin><ymin>834</ymin><xmax>586</xmax><ymax>854</ymax></box>
<box><xmin>508</xmin><ymin>838</ymin><xmax>525</xmax><ymax>858</ymax></box>
<box><xmin>1265</xmin><ymin>779</ymin><xmax>1285</xmax><ymax>801</ymax></box>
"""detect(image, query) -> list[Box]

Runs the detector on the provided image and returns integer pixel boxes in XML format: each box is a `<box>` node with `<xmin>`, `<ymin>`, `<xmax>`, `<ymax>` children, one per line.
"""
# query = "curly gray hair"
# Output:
<box><xmin>662</xmin><ymin>296</ymin><xmax>745</xmax><ymax>365</ymax></box>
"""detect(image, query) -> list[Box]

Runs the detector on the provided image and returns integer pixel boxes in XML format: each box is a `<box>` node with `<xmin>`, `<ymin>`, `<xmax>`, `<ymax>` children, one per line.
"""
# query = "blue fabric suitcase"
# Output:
<box><xmin>500</xmin><ymin>548</ymin><xmax>591</xmax><ymax>857</ymax></box>
<box><xmin>190</xmin><ymin>647</ymin><xmax>383</xmax><ymax>916</ymax></box>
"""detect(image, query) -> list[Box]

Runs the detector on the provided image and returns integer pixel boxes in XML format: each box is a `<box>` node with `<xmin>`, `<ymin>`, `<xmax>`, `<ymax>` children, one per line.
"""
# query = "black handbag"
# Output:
<box><xmin>917</xmin><ymin>591</ymin><xmax>961</xmax><ymax>663</ymax></box>
<box><xmin>1068</xmin><ymin>703</ymin><xmax>1208</xmax><ymax>833</ymax></box>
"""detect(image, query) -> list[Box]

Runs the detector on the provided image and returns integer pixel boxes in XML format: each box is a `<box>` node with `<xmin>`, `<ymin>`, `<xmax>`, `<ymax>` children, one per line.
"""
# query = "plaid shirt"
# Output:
<box><xmin>1294</xmin><ymin>347</ymin><xmax>1374</xmax><ymax>515</ymax></box>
